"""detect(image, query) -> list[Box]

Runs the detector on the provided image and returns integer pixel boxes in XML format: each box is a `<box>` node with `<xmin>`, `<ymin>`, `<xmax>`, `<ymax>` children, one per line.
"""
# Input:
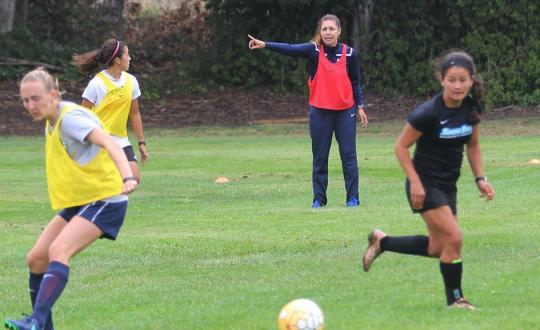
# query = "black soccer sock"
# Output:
<box><xmin>29</xmin><ymin>272</ymin><xmax>43</xmax><ymax>307</ymax></box>
<box><xmin>439</xmin><ymin>260</ymin><xmax>464</xmax><ymax>305</ymax></box>
<box><xmin>379</xmin><ymin>235</ymin><xmax>429</xmax><ymax>256</ymax></box>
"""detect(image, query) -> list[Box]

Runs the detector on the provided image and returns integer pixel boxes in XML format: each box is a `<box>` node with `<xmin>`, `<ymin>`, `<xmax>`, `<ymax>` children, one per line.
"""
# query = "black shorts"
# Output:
<box><xmin>406</xmin><ymin>179</ymin><xmax>457</xmax><ymax>215</ymax></box>
<box><xmin>123</xmin><ymin>146</ymin><xmax>138</xmax><ymax>163</ymax></box>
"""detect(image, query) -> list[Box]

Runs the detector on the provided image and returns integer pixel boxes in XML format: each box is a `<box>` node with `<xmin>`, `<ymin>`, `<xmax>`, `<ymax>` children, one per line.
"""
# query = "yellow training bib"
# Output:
<box><xmin>45</xmin><ymin>103</ymin><xmax>122</xmax><ymax>210</ymax></box>
<box><xmin>93</xmin><ymin>71</ymin><xmax>133</xmax><ymax>137</ymax></box>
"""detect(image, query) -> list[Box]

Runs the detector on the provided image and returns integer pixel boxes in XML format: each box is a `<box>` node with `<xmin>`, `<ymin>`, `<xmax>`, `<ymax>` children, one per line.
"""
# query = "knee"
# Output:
<box><xmin>445</xmin><ymin>229</ymin><xmax>463</xmax><ymax>251</ymax></box>
<box><xmin>339</xmin><ymin>144</ymin><xmax>357</xmax><ymax>157</ymax></box>
<box><xmin>27</xmin><ymin>248</ymin><xmax>48</xmax><ymax>271</ymax></box>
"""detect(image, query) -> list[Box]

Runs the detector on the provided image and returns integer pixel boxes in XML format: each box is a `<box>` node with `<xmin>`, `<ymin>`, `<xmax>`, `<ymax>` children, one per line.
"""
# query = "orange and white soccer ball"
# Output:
<box><xmin>278</xmin><ymin>298</ymin><xmax>324</xmax><ymax>330</ymax></box>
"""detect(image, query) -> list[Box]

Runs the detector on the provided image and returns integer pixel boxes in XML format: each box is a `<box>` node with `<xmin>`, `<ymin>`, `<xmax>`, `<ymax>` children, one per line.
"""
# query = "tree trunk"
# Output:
<box><xmin>22</xmin><ymin>0</ymin><xmax>28</xmax><ymax>27</ymax></box>
<box><xmin>351</xmin><ymin>0</ymin><xmax>375</xmax><ymax>86</ymax></box>
<box><xmin>0</xmin><ymin>0</ymin><xmax>16</xmax><ymax>33</ymax></box>
<box><xmin>116</xmin><ymin>0</ymin><xmax>124</xmax><ymax>39</ymax></box>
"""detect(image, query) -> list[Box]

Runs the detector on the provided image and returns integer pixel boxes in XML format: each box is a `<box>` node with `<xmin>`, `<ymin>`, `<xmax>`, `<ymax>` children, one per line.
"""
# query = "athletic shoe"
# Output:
<box><xmin>312</xmin><ymin>200</ymin><xmax>323</xmax><ymax>208</ymax></box>
<box><xmin>346</xmin><ymin>197</ymin><xmax>360</xmax><ymax>207</ymax></box>
<box><xmin>362</xmin><ymin>229</ymin><xmax>386</xmax><ymax>272</ymax></box>
<box><xmin>4</xmin><ymin>317</ymin><xmax>43</xmax><ymax>330</ymax></box>
<box><xmin>449</xmin><ymin>298</ymin><xmax>476</xmax><ymax>310</ymax></box>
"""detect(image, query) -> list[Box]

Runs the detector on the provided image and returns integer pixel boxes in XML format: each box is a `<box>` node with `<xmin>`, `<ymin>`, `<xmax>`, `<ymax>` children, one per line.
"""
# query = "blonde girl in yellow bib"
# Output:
<box><xmin>72</xmin><ymin>38</ymin><xmax>148</xmax><ymax>184</ymax></box>
<box><xmin>3</xmin><ymin>69</ymin><xmax>137</xmax><ymax>330</ymax></box>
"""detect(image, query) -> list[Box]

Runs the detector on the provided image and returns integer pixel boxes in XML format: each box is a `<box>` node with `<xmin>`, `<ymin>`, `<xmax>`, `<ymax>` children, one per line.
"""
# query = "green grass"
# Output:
<box><xmin>1</xmin><ymin>118</ymin><xmax>539</xmax><ymax>329</ymax></box>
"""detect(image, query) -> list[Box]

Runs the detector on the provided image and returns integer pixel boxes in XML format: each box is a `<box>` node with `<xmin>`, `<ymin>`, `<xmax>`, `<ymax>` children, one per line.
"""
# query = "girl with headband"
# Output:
<box><xmin>362</xmin><ymin>51</ymin><xmax>495</xmax><ymax>309</ymax></box>
<box><xmin>73</xmin><ymin>38</ymin><xmax>148</xmax><ymax>184</ymax></box>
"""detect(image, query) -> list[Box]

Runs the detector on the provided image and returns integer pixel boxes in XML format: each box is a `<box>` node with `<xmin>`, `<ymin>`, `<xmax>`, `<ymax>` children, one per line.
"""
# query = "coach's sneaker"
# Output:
<box><xmin>346</xmin><ymin>197</ymin><xmax>360</xmax><ymax>207</ymax></box>
<box><xmin>312</xmin><ymin>200</ymin><xmax>324</xmax><ymax>208</ymax></box>
<box><xmin>4</xmin><ymin>317</ymin><xmax>43</xmax><ymax>330</ymax></box>
<box><xmin>362</xmin><ymin>229</ymin><xmax>386</xmax><ymax>272</ymax></box>
<box><xmin>449</xmin><ymin>298</ymin><xmax>476</xmax><ymax>310</ymax></box>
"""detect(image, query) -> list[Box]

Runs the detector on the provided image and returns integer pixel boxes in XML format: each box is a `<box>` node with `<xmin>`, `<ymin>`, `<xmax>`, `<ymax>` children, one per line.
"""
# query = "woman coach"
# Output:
<box><xmin>249</xmin><ymin>14</ymin><xmax>368</xmax><ymax>208</ymax></box>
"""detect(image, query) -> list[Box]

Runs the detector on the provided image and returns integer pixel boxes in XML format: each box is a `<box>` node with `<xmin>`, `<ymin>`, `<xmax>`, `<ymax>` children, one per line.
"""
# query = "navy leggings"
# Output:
<box><xmin>309</xmin><ymin>105</ymin><xmax>359</xmax><ymax>205</ymax></box>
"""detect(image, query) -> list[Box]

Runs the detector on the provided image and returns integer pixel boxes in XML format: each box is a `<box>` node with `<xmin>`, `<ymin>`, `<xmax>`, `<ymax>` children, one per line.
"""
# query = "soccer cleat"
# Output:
<box><xmin>4</xmin><ymin>317</ymin><xmax>43</xmax><ymax>330</ymax></box>
<box><xmin>346</xmin><ymin>197</ymin><xmax>360</xmax><ymax>207</ymax></box>
<box><xmin>449</xmin><ymin>298</ymin><xmax>476</xmax><ymax>310</ymax></box>
<box><xmin>312</xmin><ymin>200</ymin><xmax>323</xmax><ymax>208</ymax></box>
<box><xmin>362</xmin><ymin>229</ymin><xmax>386</xmax><ymax>272</ymax></box>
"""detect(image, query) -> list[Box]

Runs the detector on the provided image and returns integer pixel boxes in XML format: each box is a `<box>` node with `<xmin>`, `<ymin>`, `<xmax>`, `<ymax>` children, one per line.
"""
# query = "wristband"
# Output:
<box><xmin>138</xmin><ymin>141</ymin><xmax>146</xmax><ymax>146</ymax></box>
<box><xmin>123</xmin><ymin>176</ymin><xmax>136</xmax><ymax>183</ymax></box>
<box><xmin>475</xmin><ymin>176</ymin><xmax>487</xmax><ymax>183</ymax></box>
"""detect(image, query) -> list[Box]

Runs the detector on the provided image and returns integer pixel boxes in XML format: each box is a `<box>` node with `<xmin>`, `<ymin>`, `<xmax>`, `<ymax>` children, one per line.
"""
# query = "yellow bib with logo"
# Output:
<box><xmin>93</xmin><ymin>71</ymin><xmax>133</xmax><ymax>137</ymax></box>
<box><xmin>45</xmin><ymin>103</ymin><xmax>122</xmax><ymax>210</ymax></box>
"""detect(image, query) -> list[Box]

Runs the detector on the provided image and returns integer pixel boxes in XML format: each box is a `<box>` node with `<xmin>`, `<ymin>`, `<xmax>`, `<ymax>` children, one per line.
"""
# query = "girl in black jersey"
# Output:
<box><xmin>362</xmin><ymin>51</ymin><xmax>495</xmax><ymax>309</ymax></box>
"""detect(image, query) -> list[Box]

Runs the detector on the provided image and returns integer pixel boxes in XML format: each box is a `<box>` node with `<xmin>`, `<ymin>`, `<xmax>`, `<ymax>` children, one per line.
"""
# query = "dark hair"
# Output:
<box><xmin>434</xmin><ymin>50</ymin><xmax>484</xmax><ymax>124</ymax></box>
<box><xmin>72</xmin><ymin>39</ymin><xmax>127</xmax><ymax>75</ymax></box>
<box><xmin>311</xmin><ymin>14</ymin><xmax>341</xmax><ymax>46</ymax></box>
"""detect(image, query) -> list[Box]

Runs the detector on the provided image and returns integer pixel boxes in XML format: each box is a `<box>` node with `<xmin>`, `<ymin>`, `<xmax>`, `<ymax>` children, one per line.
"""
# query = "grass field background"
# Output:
<box><xmin>1</xmin><ymin>118</ymin><xmax>539</xmax><ymax>329</ymax></box>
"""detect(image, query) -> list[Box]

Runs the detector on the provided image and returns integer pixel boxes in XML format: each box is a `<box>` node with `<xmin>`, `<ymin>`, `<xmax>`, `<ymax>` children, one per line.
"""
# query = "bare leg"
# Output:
<box><xmin>28</xmin><ymin>216</ymin><xmax>104</xmax><ymax>327</ymax></box>
<box><xmin>48</xmin><ymin>216</ymin><xmax>104</xmax><ymax>265</ymax></box>
<box><xmin>425</xmin><ymin>223</ymin><xmax>444</xmax><ymax>258</ymax></box>
<box><xmin>421</xmin><ymin>206</ymin><xmax>462</xmax><ymax>263</ymax></box>
<box><xmin>25</xmin><ymin>215</ymin><xmax>67</xmax><ymax>330</ymax></box>
<box><xmin>27</xmin><ymin>215</ymin><xmax>68</xmax><ymax>273</ymax></box>
<box><xmin>421</xmin><ymin>206</ymin><xmax>469</xmax><ymax>306</ymax></box>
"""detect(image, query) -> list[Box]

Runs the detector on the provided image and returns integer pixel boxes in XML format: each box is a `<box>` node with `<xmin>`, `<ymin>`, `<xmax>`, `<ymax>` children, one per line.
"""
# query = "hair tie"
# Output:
<box><xmin>107</xmin><ymin>41</ymin><xmax>121</xmax><ymax>65</ymax></box>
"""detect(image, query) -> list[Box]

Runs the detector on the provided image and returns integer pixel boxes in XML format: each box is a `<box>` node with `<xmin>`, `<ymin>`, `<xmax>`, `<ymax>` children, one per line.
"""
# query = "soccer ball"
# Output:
<box><xmin>278</xmin><ymin>298</ymin><xmax>324</xmax><ymax>330</ymax></box>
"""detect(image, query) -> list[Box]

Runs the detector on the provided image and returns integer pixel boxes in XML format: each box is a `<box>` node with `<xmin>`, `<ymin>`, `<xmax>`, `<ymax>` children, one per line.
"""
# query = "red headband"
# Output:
<box><xmin>107</xmin><ymin>41</ymin><xmax>121</xmax><ymax>64</ymax></box>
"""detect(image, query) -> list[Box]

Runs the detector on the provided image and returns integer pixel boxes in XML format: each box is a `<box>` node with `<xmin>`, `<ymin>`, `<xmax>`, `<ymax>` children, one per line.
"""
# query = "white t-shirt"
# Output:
<box><xmin>82</xmin><ymin>70</ymin><xmax>142</xmax><ymax>148</ymax></box>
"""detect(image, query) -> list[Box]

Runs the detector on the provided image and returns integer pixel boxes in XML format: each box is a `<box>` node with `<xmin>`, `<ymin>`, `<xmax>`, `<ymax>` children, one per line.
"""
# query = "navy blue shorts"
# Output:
<box><xmin>58</xmin><ymin>200</ymin><xmax>128</xmax><ymax>240</ymax></box>
<box><xmin>123</xmin><ymin>146</ymin><xmax>138</xmax><ymax>163</ymax></box>
<box><xmin>406</xmin><ymin>179</ymin><xmax>457</xmax><ymax>215</ymax></box>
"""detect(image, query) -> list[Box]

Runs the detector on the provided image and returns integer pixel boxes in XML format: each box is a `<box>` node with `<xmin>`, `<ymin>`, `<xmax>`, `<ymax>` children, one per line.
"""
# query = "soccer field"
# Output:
<box><xmin>1</xmin><ymin>119</ymin><xmax>539</xmax><ymax>329</ymax></box>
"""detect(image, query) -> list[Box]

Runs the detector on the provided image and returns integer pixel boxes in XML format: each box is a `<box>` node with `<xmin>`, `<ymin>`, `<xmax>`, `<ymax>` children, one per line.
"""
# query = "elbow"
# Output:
<box><xmin>394</xmin><ymin>143</ymin><xmax>409</xmax><ymax>161</ymax></box>
<box><xmin>394</xmin><ymin>146</ymin><xmax>401</xmax><ymax>161</ymax></box>
<box><xmin>394</xmin><ymin>143</ymin><xmax>403</xmax><ymax>157</ymax></box>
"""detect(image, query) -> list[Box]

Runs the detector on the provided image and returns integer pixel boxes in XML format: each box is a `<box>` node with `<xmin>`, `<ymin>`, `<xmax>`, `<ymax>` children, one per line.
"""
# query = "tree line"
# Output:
<box><xmin>1</xmin><ymin>0</ymin><xmax>539</xmax><ymax>107</ymax></box>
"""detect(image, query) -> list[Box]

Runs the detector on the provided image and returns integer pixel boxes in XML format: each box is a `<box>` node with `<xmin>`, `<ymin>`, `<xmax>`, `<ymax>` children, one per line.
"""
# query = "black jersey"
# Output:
<box><xmin>407</xmin><ymin>93</ymin><xmax>478</xmax><ymax>185</ymax></box>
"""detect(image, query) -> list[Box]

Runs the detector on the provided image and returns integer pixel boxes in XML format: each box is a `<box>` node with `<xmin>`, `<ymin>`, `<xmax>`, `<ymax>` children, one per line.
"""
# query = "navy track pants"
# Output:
<box><xmin>309</xmin><ymin>105</ymin><xmax>359</xmax><ymax>205</ymax></box>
